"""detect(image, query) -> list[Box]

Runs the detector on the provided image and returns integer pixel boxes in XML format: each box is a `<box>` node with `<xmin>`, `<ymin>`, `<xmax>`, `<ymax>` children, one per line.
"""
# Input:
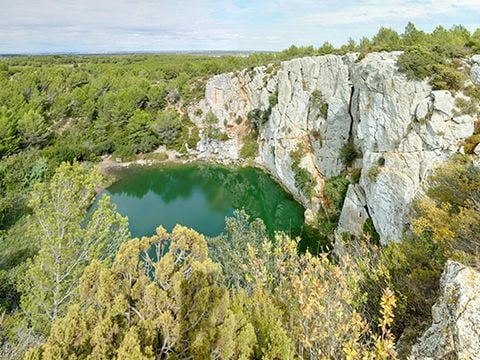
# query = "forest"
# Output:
<box><xmin>0</xmin><ymin>23</ymin><xmax>479</xmax><ymax>359</ymax></box>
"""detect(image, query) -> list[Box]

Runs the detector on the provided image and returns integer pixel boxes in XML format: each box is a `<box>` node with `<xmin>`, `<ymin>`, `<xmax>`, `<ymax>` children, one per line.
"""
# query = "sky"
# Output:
<box><xmin>1</xmin><ymin>0</ymin><xmax>480</xmax><ymax>54</ymax></box>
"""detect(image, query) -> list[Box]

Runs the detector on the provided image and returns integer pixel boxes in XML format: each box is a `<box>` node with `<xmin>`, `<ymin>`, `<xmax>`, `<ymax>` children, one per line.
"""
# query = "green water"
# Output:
<box><xmin>103</xmin><ymin>164</ymin><xmax>307</xmax><ymax>242</ymax></box>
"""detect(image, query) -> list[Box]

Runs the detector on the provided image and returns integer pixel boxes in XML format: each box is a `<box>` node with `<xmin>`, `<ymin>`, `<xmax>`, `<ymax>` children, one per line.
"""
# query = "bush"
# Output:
<box><xmin>323</xmin><ymin>176</ymin><xmax>350</xmax><ymax>216</ymax></box>
<box><xmin>368</xmin><ymin>166</ymin><xmax>381</xmax><ymax>182</ymax></box>
<box><xmin>144</xmin><ymin>152</ymin><xmax>168</xmax><ymax>161</ymax></box>
<box><xmin>290</xmin><ymin>146</ymin><xmax>315</xmax><ymax>198</ymax></box>
<box><xmin>362</xmin><ymin>218</ymin><xmax>380</xmax><ymax>245</ymax></box>
<box><xmin>240</xmin><ymin>135</ymin><xmax>258</xmax><ymax>159</ymax></box>
<box><xmin>340</xmin><ymin>140</ymin><xmax>360</xmax><ymax>167</ymax></box>
<box><xmin>397</xmin><ymin>46</ymin><xmax>439</xmax><ymax>80</ymax></box>
<box><xmin>412</xmin><ymin>157</ymin><xmax>480</xmax><ymax>266</ymax></box>
<box><xmin>377</xmin><ymin>156</ymin><xmax>385</xmax><ymax>166</ymax></box>
<box><xmin>454</xmin><ymin>97</ymin><xmax>479</xmax><ymax>116</ymax></box>
<box><xmin>247</xmin><ymin>108</ymin><xmax>269</xmax><ymax>131</ymax></box>
<box><xmin>351</xmin><ymin>168</ymin><xmax>362</xmax><ymax>183</ymax></box>
<box><xmin>430</xmin><ymin>64</ymin><xmax>465</xmax><ymax>91</ymax></box>
<box><xmin>463</xmin><ymin>134</ymin><xmax>480</xmax><ymax>154</ymax></box>
<box><xmin>186</xmin><ymin>127</ymin><xmax>200</xmax><ymax>149</ymax></box>
<box><xmin>268</xmin><ymin>90</ymin><xmax>278</xmax><ymax>108</ymax></box>
<box><xmin>150</xmin><ymin>109</ymin><xmax>183</xmax><ymax>146</ymax></box>
<box><xmin>311</xmin><ymin>90</ymin><xmax>328</xmax><ymax>118</ymax></box>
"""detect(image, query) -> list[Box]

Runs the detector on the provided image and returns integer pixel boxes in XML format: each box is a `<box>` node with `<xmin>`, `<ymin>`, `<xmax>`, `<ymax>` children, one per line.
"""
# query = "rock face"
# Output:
<box><xmin>411</xmin><ymin>261</ymin><xmax>480</xmax><ymax>359</ymax></box>
<box><xmin>189</xmin><ymin>52</ymin><xmax>478</xmax><ymax>243</ymax></box>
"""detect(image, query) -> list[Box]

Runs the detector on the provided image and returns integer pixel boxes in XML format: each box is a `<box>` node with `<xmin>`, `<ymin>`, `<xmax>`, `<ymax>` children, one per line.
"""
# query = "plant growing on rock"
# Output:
<box><xmin>311</xmin><ymin>90</ymin><xmax>329</xmax><ymax>118</ymax></box>
<box><xmin>368</xmin><ymin>166</ymin><xmax>381</xmax><ymax>182</ymax></box>
<box><xmin>247</xmin><ymin>108</ymin><xmax>270</xmax><ymax>131</ymax></box>
<box><xmin>340</xmin><ymin>140</ymin><xmax>360</xmax><ymax>167</ymax></box>
<box><xmin>290</xmin><ymin>145</ymin><xmax>315</xmax><ymax>198</ymax></box>
<box><xmin>412</xmin><ymin>156</ymin><xmax>480</xmax><ymax>266</ymax></box>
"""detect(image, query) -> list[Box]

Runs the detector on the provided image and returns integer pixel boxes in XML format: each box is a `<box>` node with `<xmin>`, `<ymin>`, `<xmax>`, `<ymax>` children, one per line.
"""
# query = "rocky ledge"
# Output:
<box><xmin>411</xmin><ymin>261</ymin><xmax>480</xmax><ymax>359</ymax></box>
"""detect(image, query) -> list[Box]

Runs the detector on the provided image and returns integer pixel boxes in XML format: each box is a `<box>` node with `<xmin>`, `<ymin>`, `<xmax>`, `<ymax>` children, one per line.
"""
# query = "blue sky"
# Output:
<box><xmin>1</xmin><ymin>0</ymin><xmax>479</xmax><ymax>54</ymax></box>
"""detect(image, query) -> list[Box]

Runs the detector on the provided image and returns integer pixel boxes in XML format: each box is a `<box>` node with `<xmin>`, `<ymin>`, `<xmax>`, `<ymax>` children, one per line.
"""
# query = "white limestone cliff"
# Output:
<box><xmin>189</xmin><ymin>51</ymin><xmax>478</xmax><ymax>244</ymax></box>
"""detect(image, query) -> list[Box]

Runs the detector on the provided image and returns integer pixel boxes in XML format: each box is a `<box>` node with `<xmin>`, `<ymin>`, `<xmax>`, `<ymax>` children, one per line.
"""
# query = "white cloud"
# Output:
<box><xmin>0</xmin><ymin>0</ymin><xmax>479</xmax><ymax>53</ymax></box>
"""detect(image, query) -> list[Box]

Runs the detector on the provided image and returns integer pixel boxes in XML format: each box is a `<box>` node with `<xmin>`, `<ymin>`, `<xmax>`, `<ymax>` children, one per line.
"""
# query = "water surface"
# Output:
<box><xmin>103</xmin><ymin>164</ymin><xmax>306</xmax><ymax>240</ymax></box>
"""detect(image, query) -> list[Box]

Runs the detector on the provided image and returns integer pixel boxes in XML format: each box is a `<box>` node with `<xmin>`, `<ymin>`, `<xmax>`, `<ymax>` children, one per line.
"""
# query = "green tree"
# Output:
<box><xmin>25</xmin><ymin>226</ymin><xmax>255</xmax><ymax>359</ymax></box>
<box><xmin>17</xmin><ymin>109</ymin><xmax>49</xmax><ymax>147</ymax></box>
<box><xmin>19</xmin><ymin>162</ymin><xmax>129</xmax><ymax>332</ymax></box>
<box><xmin>0</xmin><ymin>107</ymin><xmax>19</xmax><ymax>157</ymax></box>
<box><xmin>372</xmin><ymin>27</ymin><xmax>402</xmax><ymax>51</ymax></box>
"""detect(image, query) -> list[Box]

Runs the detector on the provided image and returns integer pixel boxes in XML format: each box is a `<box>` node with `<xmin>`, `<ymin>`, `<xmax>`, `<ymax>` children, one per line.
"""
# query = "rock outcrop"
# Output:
<box><xmin>411</xmin><ymin>261</ymin><xmax>480</xmax><ymax>359</ymax></box>
<box><xmin>189</xmin><ymin>52</ymin><xmax>478</xmax><ymax>244</ymax></box>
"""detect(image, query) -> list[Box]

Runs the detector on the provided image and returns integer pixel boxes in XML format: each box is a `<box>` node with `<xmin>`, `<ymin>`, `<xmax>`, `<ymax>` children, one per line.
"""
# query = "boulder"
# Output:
<box><xmin>411</xmin><ymin>261</ymin><xmax>480</xmax><ymax>360</ymax></box>
<box><xmin>471</xmin><ymin>64</ymin><xmax>480</xmax><ymax>86</ymax></box>
<box><xmin>337</xmin><ymin>184</ymin><xmax>368</xmax><ymax>235</ymax></box>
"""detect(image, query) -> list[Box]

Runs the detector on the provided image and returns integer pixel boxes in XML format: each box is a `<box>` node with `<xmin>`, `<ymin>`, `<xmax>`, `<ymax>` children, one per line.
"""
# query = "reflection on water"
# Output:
<box><xmin>102</xmin><ymin>164</ymin><xmax>306</xmax><ymax>239</ymax></box>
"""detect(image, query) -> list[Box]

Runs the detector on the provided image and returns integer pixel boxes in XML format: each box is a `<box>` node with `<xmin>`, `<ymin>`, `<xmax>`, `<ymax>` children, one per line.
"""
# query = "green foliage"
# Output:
<box><xmin>368</xmin><ymin>166</ymin><xmax>381</xmax><ymax>182</ymax></box>
<box><xmin>268</xmin><ymin>90</ymin><xmax>278</xmax><ymax>108</ymax></box>
<box><xmin>186</xmin><ymin>126</ymin><xmax>200</xmax><ymax>149</ymax></box>
<box><xmin>454</xmin><ymin>97</ymin><xmax>479</xmax><ymax>117</ymax></box>
<box><xmin>17</xmin><ymin>109</ymin><xmax>49</xmax><ymax>148</ymax></box>
<box><xmin>351</xmin><ymin>167</ymin><xmax>362</xmax><ymax>183</ymax></box>
<box><xmin>19</xmin><ymin>162</ymin><xmax>130</xmax><ymax>333</ymax></box>
<box><xmin>348</xmin><ymin>235</ymin><xmax>445</xmax><ymax>355</ymax></box>
<box><xmin>323</xmin><ymin>176</ymin><xmax>350</xmax><ymax>216</ymax></box>
<box><xmin>430</xmin><ymin>63</ymin><xmax>465</xmax><ymax>91</ymax></box>
<box><xmin>204</xmin><ymin>111</ymin><xmax>229</xmax><ymax>141</ymax></box>
<box><xmin>372</xmin><ymin>27</ymin><xmax>402</xmax><ymax>51</ymax></box>
<box><xmin>240</xmin><ymin>134</ymin><xmax>258</xmax><ymax>159</ymax></box>
<box><xmin>413</xmin><ymin>157</ymin><xmax>480</xmax><ymax>266</ymax></box>
<box><xmin>378</xmin><ymin>156</ymin><xmax>386</xmax><ymax>166</ymax></box>
<box><xmin>340</xmin><ymin>140</ymin><xmax>360</xmax><ymax>167</ymax></box>
<box><xmin>150</xmin><ymin>109</ymin><xmax>183</xmax><ymax>146</ymax></box>
<box><xmin>310</xmin><ymin>90</ymin><xmax>329</xmax><ymax>118</ymax></box>
<box><xmin>0</xmin><ymin>107</ymin><xmax>19</xmax><ymax>158</ymax></box>
<box><xmin>247</xmin><ymin>108</ymin><xmax>270</xmax><ymax>131</ymax></box>
<box><xmin>397</xmin><ymin>46</ymin><xmax>439</xmax><ymax>80</ymax></box>
<box><xmin>363</xmin><ymin>218</ymin><xmax>380</xmax><ymax>245</ymax></box>
<box><xmin>290</xmin><ymin>145</ymin><xmax>315</xmax><ymax>198</ymax></box>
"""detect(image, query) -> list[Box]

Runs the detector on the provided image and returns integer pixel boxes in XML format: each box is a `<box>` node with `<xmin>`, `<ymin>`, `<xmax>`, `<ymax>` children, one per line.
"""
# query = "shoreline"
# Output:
<box><xmin>96</xmin><ymin>152</ymin><xmax>308</xmax><ymax>216</ymax></box>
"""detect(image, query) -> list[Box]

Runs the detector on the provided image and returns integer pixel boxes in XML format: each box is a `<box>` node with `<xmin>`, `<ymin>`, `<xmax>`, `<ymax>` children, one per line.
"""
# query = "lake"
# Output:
<box><xmin>101</xmin><ymin>164</ymin><xmax>308</xmax><ymax>243</ymax></box>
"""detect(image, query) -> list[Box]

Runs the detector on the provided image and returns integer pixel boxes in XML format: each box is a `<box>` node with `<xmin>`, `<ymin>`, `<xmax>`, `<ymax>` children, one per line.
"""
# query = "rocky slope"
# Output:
<box><xmin>189</xmin><ymin>52</ymin><xmax>479</xmax><ymax>244</ymax></box>
<box><xmin>411</xmin><ymin>261</ymin><xmax>480</xmax><ymax>359</ymax></box>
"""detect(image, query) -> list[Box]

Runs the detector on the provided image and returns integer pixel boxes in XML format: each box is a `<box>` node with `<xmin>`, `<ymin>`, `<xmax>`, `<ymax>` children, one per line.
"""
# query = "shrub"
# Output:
<box><xmin>144</xmin><ymin>152</ymin><xmax>168</xmax><ymax>161</ymax></box>
<box><xmin>362</xmin><ymin>218</ymin><xmax>380</xmax><ymax>245</ymax></box>
<box><xmin>351</xmin><ymin>168</ymin><xmax>362</xmax><ymax>183</ymax></box>
<box><xmin>323</xmin><ymin>176</ymin><xmax>350</xmax><ymax>216</ymax></box>
<box><xmin>412</xmin><ymin>157</ymin><xmax>480</xmax><ymax>266</ymax></box>
<box><xmin>397</xmin><ymin>46</ymin><xmax>439</xmax><ymax>80</ymax></box>
<box><xmin>377</xmin><ymin>156</ymin><xmax>385</xmax><ymax>166</ymax></box>
<box><xmin>454</xmin><ymin>97</ymin><xmax>478</xmax><ymax>116</ymax></box>
<box><xmin>290</xmin><ymin>146</ymin><xmax>315</xmax><ymax>198</ymax></box>
<box><xmin>368</xmin><ymin>166</ymin><xmax>381</xmax><ymax>182</ymax></box>
<box><xmin>340</xmin><ymin>140</ymin><xmax>360</xmax><ymax>167</ymax></box>
<box><xmin>268</xmin><ymin>90</ymin><xmax>278</xmax><ymax>108</ymax></box>
<box><xmin>310</xmin><ymin>129</ymin><xmax>322</xmax><ymax>145</ymax></box>
<box><xmin>463</xmin><ymin>134</ymin><xmax>480</xmax><ymax>154</ymax></box>
<box><xmin>150</xmin><ymin>109</ymin><xmax>183</xmax><ymax>146</ymax></box>
<box><xmin>311</xmin><ymin>90</ymin><xmax>329</xmax><ymax>118</ymax></box>
<box><xmin>240</xmin><ymin>135</ymin><xmax>258</xmax><ymax>159</ymax></box>
<box><xmin>247</xmin><ymin>108</ymin><xmax>269</xmax><ymax>131</ymax></box>
<box><xmin>186</xmin><ymin>127</ymin><xmax>200</xmax><ymax>148</ymax></box>
<box><xmin>430</xmin><ymin>64</ymin><xmax>465</xmax><ymax>91</ymax></box>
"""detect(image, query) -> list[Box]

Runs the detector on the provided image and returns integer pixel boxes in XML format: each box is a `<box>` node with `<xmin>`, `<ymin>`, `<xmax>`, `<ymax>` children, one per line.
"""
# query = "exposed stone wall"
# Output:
<box><xmin>189</xmin><ymin>52</ymin><xmax>478</xmax><ymax>244</ymax></box>
<box><xmin>411</xmin><ymin>261</ymin><xmax>480</xmax><ymax>360</ymax></box>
